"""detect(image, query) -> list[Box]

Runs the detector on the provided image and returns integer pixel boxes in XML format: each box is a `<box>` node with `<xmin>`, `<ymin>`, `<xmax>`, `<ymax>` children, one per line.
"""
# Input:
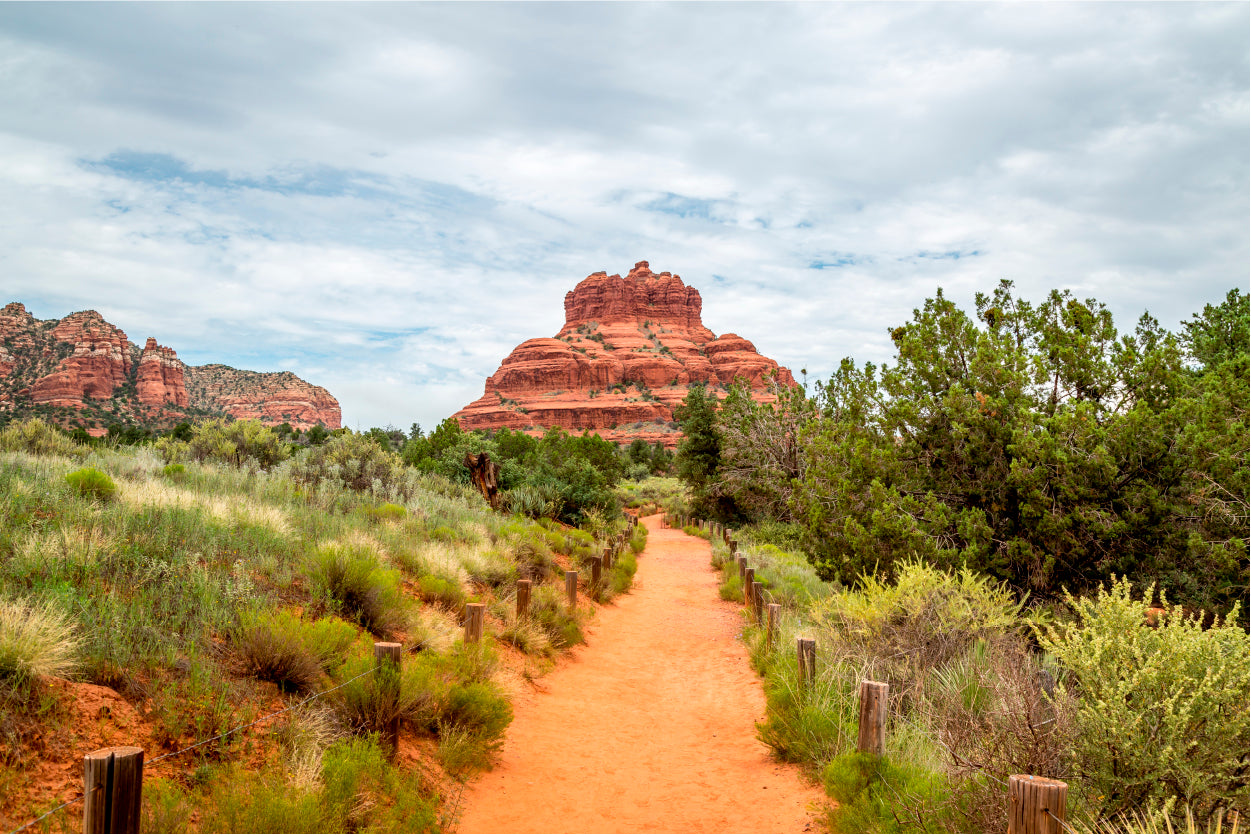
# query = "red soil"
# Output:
<box><xmin>455</xmin><ymin>515</ymin><xmax>826</xmax><ymax>834</ymax></box>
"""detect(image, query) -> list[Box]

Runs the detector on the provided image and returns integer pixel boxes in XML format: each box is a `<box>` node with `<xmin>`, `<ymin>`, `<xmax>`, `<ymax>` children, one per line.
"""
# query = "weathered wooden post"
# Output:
<box><xmin>83</xmin><ymin>746</ymin><xmax>143</xmax><ymax>834</ymax></box>
<box><xmin>464</xmin><ymin>603</ymin><xmax>485</xmax><ymax>643</ymax></box>
<box><xmin>516</xmin><ymin>579</ymin><xmax>532</xmax><ymax>619</ymax></box>
<box><xmin>1008</xmin><ymin>775</ymin><xmax>1068</xmax><ymax>834</ymax></box>
<box><xmin>744</xmin><ymin>567</ymin><xmax>756</xmax><ymax>608</ymax></box>
<box><xmin>751</xmin><ymin>581</ymin><xmax>764</xmax><ymax>623</ymax></box>
<box><xmin>565</xmin><ymin>570</ymin><xmax>578</xmax><ymax>612</ymax></box>
<box><xmin>857</xmin><ymin>680</ymin><xmax>889</xmax><ymax>756</ymax></box>
<box><xmin>766</xmin><ymin>603</ymin><xmax>781</xmax><ymax>650</ymax></box>
<box><xmin>797</xmin><ymin>638</ymin><xmax>817</xmax><ymax>689</ymax></box>
<box><xmin>591</xmin><ymin>555</ymin><xmax>603</xmax><ymax>596</ymax></box>
<box><xmin>729</xmin><ymin>539</ymin><xmax>738</xmax><ymax>557</ymax></box>
<box><xmin>374</xmin><ymin>642</ymin><xmax>402</xmax><ymax>758</ymax></box>
<box><xmin>737</xmin><ymin>556</ymin><xmax>747</xmax><ymax>584</ymax></box>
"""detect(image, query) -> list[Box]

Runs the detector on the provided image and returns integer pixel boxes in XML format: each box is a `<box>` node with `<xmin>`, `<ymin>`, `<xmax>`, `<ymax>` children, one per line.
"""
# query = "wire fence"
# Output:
<box><xmin>12</xmin><ymin>633</ymin><xmax>431</xmax><ymax>835</ymax></box>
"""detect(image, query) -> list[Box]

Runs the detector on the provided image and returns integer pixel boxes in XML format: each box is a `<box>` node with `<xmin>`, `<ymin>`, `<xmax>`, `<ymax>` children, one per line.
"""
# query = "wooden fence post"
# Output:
<box><xmin>464</xmin><ymin>603</ymin><xmax>485</xmax><ymax>643</ymax></box>
<box><xmin>1008</xmin><ymin>775</ymin><xmax>1068</xmax><ymax>834</ymax></box>
<box><xmin>797</xmin><ymin>638</ymin><xmax>816</xmax><ymax>689</ymax></box>
<box><xmin>744</xmin><ymin>567</ymin><xmax>756</xmax><ymax>608</ymax></box>
<box><xmin>83</xmin><ymin>745</ymin><xmax>143</xmax><ymax>834</ymax></box>
<box><xmin>751</xmin><ymin>582</ymin><xmax>764</xmax><ymax>623</ymax></box>
<box><xmin>766</xmin><ymin>603</ymin><xmax>781</xmax><ymax>650</ymax></box>
<box><xmin>565</xmin><ymin>570</ymin><xmax>578</xmax><ymax>612</ymax></box>
<box><xmin>857</xmin><ymin>680</ymin><xmax>889</xmax><ymax>756</ymax></box>
<box><xmin>374</xmin><ymin>642</ymin><xmax>402</xmax><ymax>759</ymax></box>
<box><xmin>737</xmin><ymin>556</ymin><xmax>747</xmax><ymax>584</ymax></box>
<box><xmin>591</xmin><ymin>556</ymin><xmax>603</xmax><ymax>596</ymax></box>
<box><xmin>729</xmin><ymin>539</ymin><xmax>738</xmax><ymax>557</ymax></box>
<box><xmin>516</xmin><ymin>579</ymin><xmax>532</xmax><ymax>619</ymax></box>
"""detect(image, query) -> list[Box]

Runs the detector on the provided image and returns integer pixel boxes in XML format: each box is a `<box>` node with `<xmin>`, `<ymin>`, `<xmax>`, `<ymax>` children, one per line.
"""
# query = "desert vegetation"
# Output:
<box><xmin>678</xmin><ymin>284</ymin><xmax>1249</xmax><ymax>833</ymax></box>
<box><xmin>0</xmin><ymin>416</ymin><xmax>641</xmax><ymax>832</ymax></box>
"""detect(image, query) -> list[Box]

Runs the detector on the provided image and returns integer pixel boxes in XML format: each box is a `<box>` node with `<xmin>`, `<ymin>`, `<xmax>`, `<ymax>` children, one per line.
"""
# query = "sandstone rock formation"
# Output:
<box><xmin>454</xmin><ymin>262</ymin><xmax>794</xmax><ymax>446</ymax></box>
<box><xmin>0</xmin><ymin>302</ymin><xmax>340</xmax><ymax>432</ymax></box>
<box><xmin>184</xmin><ymin>365</ymin><xmax>341</xmax><ymax>430</ymax></box>
<box><xmin>136</xmin><ymin>338</ymin><xmax>189</xmax><ymax>408</ymax></box>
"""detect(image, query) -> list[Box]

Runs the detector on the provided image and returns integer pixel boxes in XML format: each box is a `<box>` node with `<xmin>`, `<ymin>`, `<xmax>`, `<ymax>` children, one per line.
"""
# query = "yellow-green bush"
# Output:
<box><xmin>65</xmin><ymin>466</ymin><xmax>118</xmax><ymax>502</ymax></box>
<box><xmin>1036</xmin><ymin>578</ymin><xmax>1250</xmax><ymax>828</ymax></box>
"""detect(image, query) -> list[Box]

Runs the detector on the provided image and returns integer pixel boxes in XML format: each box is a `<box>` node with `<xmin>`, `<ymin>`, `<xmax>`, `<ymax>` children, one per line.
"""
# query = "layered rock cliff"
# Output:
<box><xmin>184</xmin><ymin>365</ymin><xmax>341</xmax><ymax>430</ymax></box>
<box><xmin>0</xmin><ymin>302</ymin><xmax>340</xmax><ymax>432</ymax></box>
<box><xmin>454</xmin><ymin>262</ymin><xmax>794</xmax><ymax>446</ymax></box>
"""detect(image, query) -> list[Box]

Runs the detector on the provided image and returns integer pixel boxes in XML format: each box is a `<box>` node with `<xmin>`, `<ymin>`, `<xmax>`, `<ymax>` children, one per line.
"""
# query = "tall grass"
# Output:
<box><xmin>1</xmin><ymin>421</ymin><xmax>639</xmax><ymax>831</ymax></box>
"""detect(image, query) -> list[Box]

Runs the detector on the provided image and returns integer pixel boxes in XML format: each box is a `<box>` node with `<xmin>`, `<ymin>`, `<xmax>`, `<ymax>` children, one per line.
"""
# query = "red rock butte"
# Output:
<box><xmin>454</xmin><ymin>261</ymin><xmax>794</xmax><ymax>447</ymax></box>
<box><xmin>0</xmin><ymin>301</ymin><xmax>341</xmax><ymax>431</ymax></box>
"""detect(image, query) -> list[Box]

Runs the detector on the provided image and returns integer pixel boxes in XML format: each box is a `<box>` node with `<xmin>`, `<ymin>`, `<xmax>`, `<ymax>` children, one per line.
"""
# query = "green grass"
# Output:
<box><xmin>0</xmin><ymin>420</ymin><xmax>637</xmax><ymax>832</ymax></box>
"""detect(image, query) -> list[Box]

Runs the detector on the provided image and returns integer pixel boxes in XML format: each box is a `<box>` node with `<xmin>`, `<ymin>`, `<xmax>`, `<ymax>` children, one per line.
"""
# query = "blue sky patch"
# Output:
<box><xmin>810</xmin><ymin>252</ymin><xmax>866</xmax><ymax>269</ymax></box>
<box><xmin>640</xmin><ymin>192</ymin><xmax>724</xmax><ymax>221</ymax></box>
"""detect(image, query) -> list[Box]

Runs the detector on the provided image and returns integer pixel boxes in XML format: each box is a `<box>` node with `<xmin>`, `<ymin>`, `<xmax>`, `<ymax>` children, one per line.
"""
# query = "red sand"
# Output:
<box><xmin>455</xmin><ymin>515</ymin><xmax>826</xmax><ymax>834</ymax></box>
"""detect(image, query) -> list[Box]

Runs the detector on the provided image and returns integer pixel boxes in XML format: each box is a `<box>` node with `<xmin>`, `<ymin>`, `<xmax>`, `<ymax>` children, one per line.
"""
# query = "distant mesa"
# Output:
<box><xmin>453</xmin><ymin>261</ymin><xmax>794</xmax><ymax>447</ymax></box>
<box><xmin>0</xmin><ymin>301</ymin><xmax>341</xmax><ymax>433</ymax></box>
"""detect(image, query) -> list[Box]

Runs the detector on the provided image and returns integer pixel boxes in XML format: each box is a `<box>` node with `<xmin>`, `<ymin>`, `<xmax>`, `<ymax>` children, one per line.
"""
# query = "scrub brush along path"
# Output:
<box><xmin>456</xmin><ymin>514</ymin><xmax>825</xmax><ymax>834</ymax></box>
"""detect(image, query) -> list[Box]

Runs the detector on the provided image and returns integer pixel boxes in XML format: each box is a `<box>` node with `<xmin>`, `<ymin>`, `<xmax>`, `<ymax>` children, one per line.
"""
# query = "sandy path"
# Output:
<box><xmin>456</xmin><ymin>514</ymin><xmax>825</xmax><ymax>834</ymax></box>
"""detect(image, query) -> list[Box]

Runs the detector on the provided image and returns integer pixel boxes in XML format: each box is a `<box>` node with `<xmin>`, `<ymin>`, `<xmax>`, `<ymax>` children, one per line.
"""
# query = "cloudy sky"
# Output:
<box><xmin>1</xmin><ymin>2</ymin><xmax>1246</xmax><ymax>431</ymax></box>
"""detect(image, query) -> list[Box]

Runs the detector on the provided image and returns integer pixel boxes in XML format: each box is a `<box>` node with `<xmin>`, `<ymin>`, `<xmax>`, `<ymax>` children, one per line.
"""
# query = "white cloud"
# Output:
<box><xmin>0</xmin><ymin>3</ymin><xmax>1245</xmax><ymax>431</ymax></box>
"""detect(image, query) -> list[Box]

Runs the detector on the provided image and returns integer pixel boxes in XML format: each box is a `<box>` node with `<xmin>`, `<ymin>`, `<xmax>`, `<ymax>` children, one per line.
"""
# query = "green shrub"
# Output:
<box><xmin>605</xmin><ymin>549</ymin><xmax>638</xmax><ymax>598</ymax></box>
<box><xmin>154</xmin><ymin>737</ymin><xmax>439</xmax><ymax>833</ymax></box>
<box><xmin>1036</xmin><ymin>578</ymin><xmax>1250</xmax><ymax>828</ymax></box>
<box><xmin>0</xmin><ymin>596</ymin><xmax>79</xmax><ymax>690</ymax></box>
<box><xmin>329</xmin><ymin>650</ymin><xmax>441</xmax><ymax>740</ymax></box>
<box><xmin>823</xmin><ymin>752</ymin><xmax>952</xmax><ymax>833</ymax></box>
<box><xmin>188</xmin><ymin>418</ymin><xmax>288</xmax><ymax>469</ymax></box>
<box><xmin>234</xmin><ymin>610</ymin><xmax>356</xmax><ymax>693</ymax></box>
<box><xmin>65</xmin><ymin>466</ymin><xmax>117</xmax><ymax>502</ymax></box>
<box><xmin>757</xmin><ymin>660</ymin><xmax>858</xmax><ymax>772</ymax></box>
<box><xmin>682</xmin><ymin>524</ymin><xmax>711</xmax><ymax>539</ymax></box>
<box><xmin>364</xmin><ymin>502</ymin><xmax>407</xmax><ymax>523</ymax></box>
<box><xmin>628</xmin><ymin>525</ymin><xmax>647</xmax><ymax>555</ymax></box>
<box><xmin>440</xmin><ymin>681</ymin><xmax>513</xmax><ymax>741</ymax></box>
<box><xmin>290</xmin><ymin>432</ymin><xmax>406</xmax><ymax>496</ymax></box>
<box><xmin>309</xmin><ymin>544</ymin><xmax>404</xmax><ymax>637</ymax></box>
<box><xmin>813</xmin><ymin>560</ymin><xmax>1023</xmax><ymax>709</ymax></box>
<box><xmin>153</xmin><ymin>436</ymin><xmax>190</xmax><ymax>464</ymax></box>
<box><xmin>509</xmin><ymin>537</ymin><xmax>553</xmax><ymax>582</ymax></box>
<box><xmin>415</xmin><ymin>574</ymin><xmax>466</xmax><ymax>611</ymax></box>
<box><xmin>719</xmin><ymin>572</ymin><xmax>744</xmax><ymax>602</ymax></box>
<box><xmin>161</xmin><ymin>462</ymin><xmax>186</xmax><ymax>480</ymax></box>
<box><xmin>0</xmin><ymin>418</ymin><xmax>85</xmax><ymax>458</ymax></box>
<box><xmin>530</xmin><ymin>585</ymin><xmax>583</xmax><ymax>648</ymax></box>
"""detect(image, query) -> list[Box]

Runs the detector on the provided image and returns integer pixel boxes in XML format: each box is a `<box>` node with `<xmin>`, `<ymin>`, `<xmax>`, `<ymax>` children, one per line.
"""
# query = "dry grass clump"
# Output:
<box><xmin>273</xmin><ymin>702</ymin><xmax>346</xmax><ymax>787</ymax></box>
<box><xmin>0</xmin><ymin>596</ymin><xmax>80</xmax><ymax>689</ymax></box>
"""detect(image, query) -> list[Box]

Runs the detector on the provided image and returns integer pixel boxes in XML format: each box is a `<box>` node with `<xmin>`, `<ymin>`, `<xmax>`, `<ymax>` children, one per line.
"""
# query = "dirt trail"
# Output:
<box><xmin>456</xmin><ymin>515</ymin><xmax>825</xmax><ymax>834</ymax></box>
